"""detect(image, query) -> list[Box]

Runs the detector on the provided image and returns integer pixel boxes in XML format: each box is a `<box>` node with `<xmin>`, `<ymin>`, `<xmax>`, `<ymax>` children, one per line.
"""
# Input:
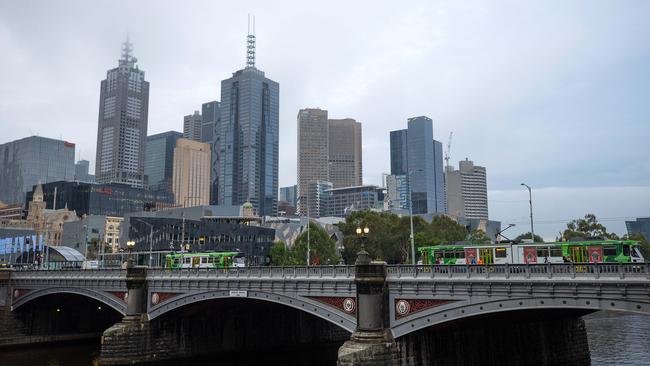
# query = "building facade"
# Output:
<box><xmin>385</xmin><ymin>174</ymin><xmax>409</xmax><ymax>211</ymax></box>
<box><xmin>145</xmin><ymin>131</ymin><xmax>182</xmax><ymax>192</ymax></box>
<box><xmin>389</xmin><ymin>116</ymin><xmax>445</xmax><ymax>215</ymax></box>
<box><xmin>445</xmin><ymin>159</ymin><xmax>488</xmax><ymax>220</ymax></box>
<box><xmin>279</xmin><ymin>185</ymin><xmax>297</xmax><ymax>207</ymax></box>
<box><xmin>74</xmin><ymin>160</ymin><xmax>95</xmax><ymax>183</ymax></box>
<box><xmin>306</xmin><ymin>180</ymin><xmax>333</xmax><ymax>218</ymax></box>
<box><xmin>183</xmin><ymin>110</ymin><xmax>202</xmax><ymax>141</ymax></box>
<box><xmin>326</xmin><ymin>185</ymin><xmax>385</xmax><ymax>217</ymax></box>
<box><xmin>0</xmin><ymin>136</ymin><xmax>75</xmax><ymax>205</ymax></box>
<box><xmin>172</xmin><ymin>138</ymin><xmax>211</xmax><ymax>207</ymax></box>
<box><xmin>626</xmin><ymin>218</ymin><xmax>650</xmax><ymax>241</ymax></box>
<box><xmin>297</xmin><ymin>108</ymin><xmax>329</xmax><ymax>215</ymax></box>
<box><xmin>216</xmin><ymin>32</ymin><xmax>279</xmax><ymax>216</ymax></box>
<box><xmin>25</xmin><ymin>181</ymin><xmax>175</xmax><ymax>218</ymax></box>
<box><xmin>201</xmin><ymin>101</ymin><xmax>221</xmax><ymax>204</ymax></box>
<box><xmin>328</xmin><ymin>118</ymin><xmax>362</xmax><ymax>189</ymax></box>
<box><xmin>95</xmin><ymin>38</ymin><xmax>149</xmax><ymax>188</ymax></box>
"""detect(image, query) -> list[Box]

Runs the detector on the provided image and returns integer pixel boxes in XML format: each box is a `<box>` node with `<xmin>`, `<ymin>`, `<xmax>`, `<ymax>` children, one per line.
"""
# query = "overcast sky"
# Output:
<box><xmin>0</xmin><ymin>0</ymin><xmax>648</xmax><ymax>239</ymax></box>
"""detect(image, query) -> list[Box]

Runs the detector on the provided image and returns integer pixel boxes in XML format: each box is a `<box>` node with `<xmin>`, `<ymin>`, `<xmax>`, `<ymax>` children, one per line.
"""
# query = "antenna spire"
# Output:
<box><xmin>246</xmin><ymin>14</ymin><xmax>256</xmax><ymax>68</ymax></box>
<box><xmin>120</xmin><ymin>33</ymin><xmax>136</xmax><ymax>68</ymax></box>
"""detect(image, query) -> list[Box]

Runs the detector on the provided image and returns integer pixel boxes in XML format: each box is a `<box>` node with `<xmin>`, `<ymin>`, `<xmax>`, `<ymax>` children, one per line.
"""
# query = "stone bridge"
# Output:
<box><xmin>1</xmin><ymin>261</ymin><xmax>649</xmax><ymax>365</ymax></box>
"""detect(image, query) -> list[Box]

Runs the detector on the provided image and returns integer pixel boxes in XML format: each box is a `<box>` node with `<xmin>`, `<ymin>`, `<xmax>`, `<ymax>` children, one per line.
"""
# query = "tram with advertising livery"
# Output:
<box><xmin>165</xmin><ymin>252</ymin><xmax>246</xmax><ymax>269</ymax></box>
<box><xmin>418</xmin><ymin>240</ymin><xmax>644</xmax><ymax>265</ymax></box>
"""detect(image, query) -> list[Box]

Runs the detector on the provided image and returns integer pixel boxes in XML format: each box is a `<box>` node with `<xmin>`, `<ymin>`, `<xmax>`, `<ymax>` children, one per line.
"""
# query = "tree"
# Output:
<box><xmin>428</xmin><ymin>215</ymin><xmax>468</xmax><ymax>243</ymax></box>
<box><xmin>467</xmin><ymin>229</ymin><xmax>491</xmax><ymax>244</ymax></box>
<box><xmin>291</xmin><ymin>223</ymin><xmax>339</xmax><ymax>265</ymax></box>
<box><xmin>563</xmin><ymin>214</ymin><xmax>618</xmax><ymax>241</ymax></box>
<box><xmin>270</xmin><ymin>241</ymin><xmax>290</xmax><ymax>266</ymax></box>
<box><xmin>514</xmin><ymin>232</ymin><xmax>544</xmax><ymax>243</ymax></box>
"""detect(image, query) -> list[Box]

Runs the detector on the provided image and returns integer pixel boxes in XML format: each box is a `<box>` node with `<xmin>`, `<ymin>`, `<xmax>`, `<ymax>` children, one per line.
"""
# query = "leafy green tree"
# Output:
<box><xmin>563</xmin><ymin>214</ymin><xmax>618</xmax><ymax>241</ymax></box>
<box><xmin>291</xmin><ymin>223</ymin><xmax>339</xmax><ymax>265</ymax></box>
<box><xmin>467</xmin><ymin>229</ymin><xmax>491</xmax><ymax>244</ymax></box>
<box><xmin>270</xmin><ymin>241</ymin><xmax>290</xmax><ymax>266</ymax></box>
<box><xmin>514</xmin><ymin>232</ymin><xmax>545</xmax><ymax>243</ymax></box>
<box><xmin>428</xmin><ymin>215</ymin><xmax>468</xmax><ymax>243</ymax></box>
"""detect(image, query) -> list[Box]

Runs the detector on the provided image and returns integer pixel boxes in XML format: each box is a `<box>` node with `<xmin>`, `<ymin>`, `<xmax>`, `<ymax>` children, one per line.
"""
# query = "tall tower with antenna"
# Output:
<box><xmin>246</xmin><ymin>15</ymin><xmax>256</xmax><ymax>68</ymax></box>
<box><xmin>215</xmin><ymin>17</ymin><xmax>279</xmax><ymax>216</ymax></box>
<box><xmin>95</xmin><ymin>36</ymin><xmax>149</xmax><ymax>188</ymax></box>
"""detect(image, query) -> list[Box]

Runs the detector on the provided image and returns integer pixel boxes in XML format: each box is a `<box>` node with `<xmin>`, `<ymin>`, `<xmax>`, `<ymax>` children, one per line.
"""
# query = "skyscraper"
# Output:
<box><xmin>216</xmin><ymin>25</ymin><xmax>279</xmax><ymax>216</ymax></box>
<box><xmin>145</xmin><ymin>131</ymin><xmax>182</xmax><ymax>192</ymax></box>
<box><xmin>173</xmin><ymin>138</ymin><xmax>211</xmax><ymax>207</ymax></box>
<box><xmin>95</xmin><ymin>38</ymin><xmax>149</xmax><ymax>188</ymax></box>
<box><xmin>279</xmin><ymin>185</ymin><xmax>297</xmax><ymax>207</ymax></box>
<box><xmin>201</xmin><ymin>101</ymin><xmax>221</xmax><ymax>204</ymax></box>
<box><xmin>297</xmin><ymin>108</ymin><xmax>329</xmax><ymax>214</ymax></box>
<box><xmin>0</xmin><ymin>136</ymin><xmax>75</xmax><ymax>205</ymax></box>
<box><xmin>183</xmin><ymin>110</ymin><xmax>202</xmax><ymax>141</ymax></box>
<box><xmin>74</xmin><ymin>160</ymin><xmax>95</xmax><ymax>183</ymax></box>
<box><xmin>389</xmin><ymin>116</ymin><xmax>445</xmax><ymax>215</ymax></box>
<box><xmin>445</xmin><ymin>159</ymin><xmax>488</xmax><ymax>220</ymax></box>
<box><xmin>328</xmin><ymin>118</ymin><xmax>362</xmax><ymax>188</ymax></box>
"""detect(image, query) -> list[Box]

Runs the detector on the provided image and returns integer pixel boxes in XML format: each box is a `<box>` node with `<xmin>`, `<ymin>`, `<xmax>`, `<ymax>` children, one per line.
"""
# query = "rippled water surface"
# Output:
<box><xmin>2</xmin><ymin>312</ymin><xmax>649</xmax><ymax>365</ymax></box>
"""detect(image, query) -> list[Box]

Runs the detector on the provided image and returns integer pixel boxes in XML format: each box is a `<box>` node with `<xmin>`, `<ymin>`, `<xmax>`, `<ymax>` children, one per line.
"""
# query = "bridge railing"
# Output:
<box><xmin>386</xmin><ymin>263</ymin><xmax>650</xmax><ymax>280</ymax></box>
<box><xmin>149</xmin><ymin>265</ymin><xmax>356</xmax><ymax>279</ymax></box>
<box><xmin>10</xmin><ymin>268</ymin><xmax>127</xmax><ymax>279</ymax></box>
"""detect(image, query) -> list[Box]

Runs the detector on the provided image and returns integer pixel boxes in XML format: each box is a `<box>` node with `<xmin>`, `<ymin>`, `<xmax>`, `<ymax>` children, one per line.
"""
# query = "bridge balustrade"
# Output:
<box><xmin>386</xmin><ymin>263</ymin><xmax>650</xmax><ymax>280</ymax></box>
<box><xmin>148</xmin><ymin>265</ymin><xmax>356</xmax><ymax>279</ymax></box>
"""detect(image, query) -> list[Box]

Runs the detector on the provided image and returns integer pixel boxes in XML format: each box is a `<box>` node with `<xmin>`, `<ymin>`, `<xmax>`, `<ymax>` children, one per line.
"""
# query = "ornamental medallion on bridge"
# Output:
<box><xmin>110</xmin><ymin>291</ymin><xmax>128</xmax><ymax>303</ymax></box>
<box><xmin>151</xmin><ymin>292</ymin><xmax>180</xmax><ymax>306</ymax></box>
<box><xmin>307</xmin><ymin>296</ymin><xmax>356</xmax><ymax>314</ymax></box>
<box><xmin>13</xmin><ymin>289</ymin><xmax>31</xmax><ymax>300</ymax></box>
<box><xmin>395</xmin><ymin>299</ymin><xmax>456</xmax><ymax>319</ymax></box>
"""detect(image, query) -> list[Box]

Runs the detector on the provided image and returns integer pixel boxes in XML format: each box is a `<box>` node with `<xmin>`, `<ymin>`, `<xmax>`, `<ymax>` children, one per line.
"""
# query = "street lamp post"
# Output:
<box><xmin>126</xmin><ymin>240</ymin><xmax>135</xmax><ymax>267</ymax></box>
<box><xmin>520</xmin><ymin>183</ymin><xmax>535</xmax><ymax>242</ymax></box>
<box><xmin>495</xmin><ymin>223</ymin><xmax>516</xmax><ymax>242</ymax></box>
<box><xmin>407</xmin><ymin>169</ymin><xmax>423</xmax><ymax>265</ymax></box>
<box><xmin>356</xmin><ymin>226</ymin><xmax>370</xmax><ymax>249</ymax></box>
<box><xmin>132</xmin><ymin>218</ymin><xmax>154</xmax><ymax>267</ymax></box>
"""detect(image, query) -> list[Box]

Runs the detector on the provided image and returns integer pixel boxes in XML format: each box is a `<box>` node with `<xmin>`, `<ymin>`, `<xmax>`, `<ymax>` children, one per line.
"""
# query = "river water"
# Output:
<box><xmin>1</xmin><ymin>311</ymin><xmax>648</xmax><ymax>365</ymax></box>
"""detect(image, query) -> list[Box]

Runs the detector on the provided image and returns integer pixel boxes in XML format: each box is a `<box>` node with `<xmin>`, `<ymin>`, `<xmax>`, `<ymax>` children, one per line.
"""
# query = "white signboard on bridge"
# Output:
<box><xmin>229</xmin><ymin>290</ymin><xmax>248</xmax><ymax>297</ymax></box>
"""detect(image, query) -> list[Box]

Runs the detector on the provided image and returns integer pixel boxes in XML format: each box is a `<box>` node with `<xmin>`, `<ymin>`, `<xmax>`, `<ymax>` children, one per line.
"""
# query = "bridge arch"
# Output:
<box><xmin>148</xmin><ymin>289</ymin><xmax>355</xmax><ymax>333</ymax></box>
<box><xmin>12</xmin><ymin>287</ymin><xmax>127</xmax><ymax>315</ymax></box>
<box><xmin>391</xmin><ymin>296</ymin><xmax>650</xmax><ymax>338</ymax></box>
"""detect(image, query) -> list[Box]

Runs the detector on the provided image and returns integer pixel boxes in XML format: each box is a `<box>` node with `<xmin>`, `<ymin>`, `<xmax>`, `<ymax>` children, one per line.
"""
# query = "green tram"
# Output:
<box><xmin>165</xmin><ymin>252</ymin><xmax>245</xmax><ymax>269</ymax></box>
<box><xmin>418</xmin><ymin>240</ymin><xmax>645</xmax><ymax>265</ymax></box>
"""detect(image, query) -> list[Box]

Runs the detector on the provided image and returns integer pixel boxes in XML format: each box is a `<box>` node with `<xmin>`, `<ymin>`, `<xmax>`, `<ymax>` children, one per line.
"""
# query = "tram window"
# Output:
<box><xmin>623</xmin><ymin>246</ymin><xmax>630</xmax><ymax>256</ymax></box>
<box><xmin>456</xmin><ymin>250</ymin><xmax>464</xmax><ymax>258</ymax></box>
<box><xmin>632</xmin><ymin>248</ymin><xmax>641</xmax><ymax>258</ymax></box>
<box><xmin>537</xmin><ymin>247</ymin><xmax>549</xmax><ymax>257</ymax></box>
<box><xmin>208</xmin><ymin>257</ymin><xmax>214</xmax><ymax>263</ymax></box>
<box><xmin>495</xmin><ymin>248</ymin><xmax>507</xmax><ymax>258</ymax></box>
<box><xmin>184</xmin><ymin>257</ymin><xmax>191</xmax><ymax>264</ymax></box>
<box><xmin>201</xmin><ymin>257</ymin><xmax>207</xmax><ymax>264</ymax></box>
<box><xmin>550</xmin><ymin>248</ymin><xmax>562</xmax><ymax>257</ymax></box>
<box><xmin>603</xmin><ymin>246</ymin><xmax>617</xmax><ymax>256</ymax></box>
<box><xmin>173</xmin><ymin>259</ymin><xmax>180</xmax><ymax>265</ymax></box>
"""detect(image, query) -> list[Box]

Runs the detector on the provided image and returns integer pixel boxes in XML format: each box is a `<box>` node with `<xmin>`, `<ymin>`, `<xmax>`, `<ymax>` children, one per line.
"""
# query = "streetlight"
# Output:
<box><xmin>355</xmin><ymin>226</ymin><xmax>370</xmax><ymax>265</ymax></box>
<box><xmin>355</xmin><ymin>226</ymin><xmax>370</xmax><ymax>248</ymax></box>
<box><xmin>126</xmin><ymin>240</ymin><xmax>135</xmax><ymax>267</ymax></box>
<box><xmin>407</xmin><ymin>169</ymin><xmax>423</xmax><ymax>265</ymax></box>
<box><xmin>132</xmin><ymin>218</ymin><xmax>154</xmax><ymax>267</ymax></box>
<box><xmin>520</xmin><ymin>183</ymin><xmax>535</xmax><ymax>242</ymax></box>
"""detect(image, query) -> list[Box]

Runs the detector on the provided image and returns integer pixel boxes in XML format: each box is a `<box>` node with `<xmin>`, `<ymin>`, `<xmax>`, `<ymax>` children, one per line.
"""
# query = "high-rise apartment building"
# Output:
<box><xmin>297</xmin><ymin>108</ymin><xmax>329</xmax><ymax>214</ymax></box>
<box><xmin>183</xmin><ymin>110</ymin><xmax>202</xmax><ymax>141</ymax></box>
<box><xmin>172</xmin><ymin>138</ymin><xmax>211</xmax><ymax>207</ymax></box>
<box><xmin>389</xmin><ymin>116</ymin><xmax>445</xmax><ymax>215</ymax></box>
<box><xmin>0</xmin><ymin>136</ymin><xmax>75</xmax><ymax>205</ymax></box>
<box><xmin>145</xmin><ymin>131</ymin><xmax>182</xmax><ymax>192</ymax></box>
<box><xmin>385</xmin><ymin>174</ymin><xmax>409</xmax><ymax>211</ymax></box>
<box><xmin>328</xmin><ymin>118</ymin><xmax>362</xmax><ymax>188</ymax></box>
<box><xmin>625</xmin><ymin>218</ymin><xmax>650</xmax><ymax>241</ymax></box>
<box><xmin>201</xmin><ymin>101</ymin><xmax>221</xmax><ymax>204</ymax></box>
<box><xmin>216</xmin><ymin>28</ymin><xmax>279</xmax><ymax>216</ymax></box>
<box><xmin>445</xmin><ymin>159</ymin><xmax>488</xmax><ymax>220</ymax></box>
<box><xmin>95</xmin><ymin>38</ymin><xmax>149</xmax><ymax>188</ymax></box>
<box><xmin>306</xmin><ymin>180</ymin><xmax>333</xmax><ymax>218</ymax></box>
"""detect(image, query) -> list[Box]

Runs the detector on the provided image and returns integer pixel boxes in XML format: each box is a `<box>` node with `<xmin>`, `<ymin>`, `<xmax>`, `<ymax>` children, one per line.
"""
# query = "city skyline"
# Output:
<box><xmin>0</xmin><ymin>1</ymin><xmax>649</xmax><ymax>238</ymax></box>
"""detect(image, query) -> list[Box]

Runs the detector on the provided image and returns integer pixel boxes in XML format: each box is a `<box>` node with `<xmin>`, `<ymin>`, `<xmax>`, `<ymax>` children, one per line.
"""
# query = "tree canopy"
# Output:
<box><xmin>467</xmin><ymin>229</ymin><xmax>491</xmax><ymax>244</ymax></box>
<box><xmin>562</xmin><ymin>214</ymin><xmax>618</xmax><ymax>241</ymax></box>
<box><xmin>270</xmin><ymin>224</ymin><xmax>339</xmax><ymax>266</ymax></box>
<box><xmin>338</xmin><ymin>210</ymin><xmax>469</xmax><ymax>264</ymax></box>
<box><xmin>514</xmin><ymin>232</ymin><xmax>545</xmax><ymax>243</ymax></box>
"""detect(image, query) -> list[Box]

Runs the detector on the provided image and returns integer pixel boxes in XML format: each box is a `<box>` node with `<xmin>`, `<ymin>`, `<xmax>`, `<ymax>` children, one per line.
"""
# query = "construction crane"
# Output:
<box><xmin>444</xmin><ymin>131</ymin><xmax>453</xmax><ymax>170</ymax></box>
